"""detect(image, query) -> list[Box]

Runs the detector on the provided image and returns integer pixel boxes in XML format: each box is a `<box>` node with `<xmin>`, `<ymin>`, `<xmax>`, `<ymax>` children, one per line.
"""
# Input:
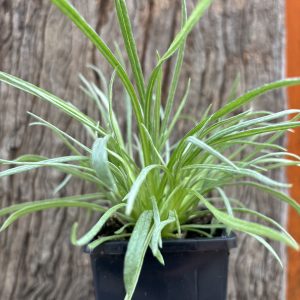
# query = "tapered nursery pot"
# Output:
<box><xmin>85</xmin><ymin>234</ymin><xmax>237</xmax><ymax>300</ymax></box>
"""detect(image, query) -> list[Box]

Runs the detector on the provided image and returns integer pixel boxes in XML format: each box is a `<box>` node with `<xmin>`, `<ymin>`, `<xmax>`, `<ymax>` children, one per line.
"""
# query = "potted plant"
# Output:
<box><xmin>0</xmin><ymin>0</ymin><xmax>300</xmax><ymax>299</ymax></box>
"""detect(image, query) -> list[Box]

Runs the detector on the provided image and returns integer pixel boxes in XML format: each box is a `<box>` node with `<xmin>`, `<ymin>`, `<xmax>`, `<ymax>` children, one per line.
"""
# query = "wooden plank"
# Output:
<box><xmin>0</xmin><ymin>1</ymin><xmax>286</xmax><ymax>299</ymax></box>
<box><xmin>286</xmin><ymin>1</ymin><xmax>300</xmax><ymax>299</ymax></box>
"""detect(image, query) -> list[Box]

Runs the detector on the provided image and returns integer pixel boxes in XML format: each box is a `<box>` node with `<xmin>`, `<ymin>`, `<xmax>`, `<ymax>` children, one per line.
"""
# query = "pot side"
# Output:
<box><xmin>85</xmin><ymin>234</ymin><xmax>237</xmax><ymax>300</ymax></box>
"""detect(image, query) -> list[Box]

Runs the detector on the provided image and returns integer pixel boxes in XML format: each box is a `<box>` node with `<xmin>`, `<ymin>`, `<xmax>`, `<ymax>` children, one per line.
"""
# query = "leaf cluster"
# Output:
<box><xmin>1</xmin><ymin>0</ymin><xmax>300</xmax><ymax>299</ymax></box>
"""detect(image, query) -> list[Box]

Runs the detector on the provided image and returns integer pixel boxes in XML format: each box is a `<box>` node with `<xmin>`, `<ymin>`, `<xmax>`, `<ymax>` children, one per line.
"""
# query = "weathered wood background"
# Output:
<box><xmin>0</xmin><ymin>0</ymin><xmax>286</xmax><ymax>299</ymax></box>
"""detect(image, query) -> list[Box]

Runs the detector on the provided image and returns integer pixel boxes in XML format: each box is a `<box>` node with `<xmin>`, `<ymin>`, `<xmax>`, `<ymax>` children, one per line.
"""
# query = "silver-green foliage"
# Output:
<box><xmin>0</xmin><ymin>0</ymin><xmax>300</xmax><ymax>299</ymax></box>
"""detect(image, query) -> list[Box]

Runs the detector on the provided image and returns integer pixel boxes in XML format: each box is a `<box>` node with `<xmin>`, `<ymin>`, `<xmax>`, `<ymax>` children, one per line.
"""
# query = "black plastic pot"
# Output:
<box><xmin>85</xmin><ymin>234</ymin><xmax>237</xmax><ymax>300</ymax></box>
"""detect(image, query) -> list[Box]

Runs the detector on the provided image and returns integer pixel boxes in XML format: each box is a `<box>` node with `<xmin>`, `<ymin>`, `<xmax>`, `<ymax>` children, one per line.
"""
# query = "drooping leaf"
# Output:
<box><xmin>0</xmin><ymin>156</ymin><xmax>90</xmax><ymax>178</ymax></box>
<box><xmin>230</xmin><ymin>181</ymin><xmax>300</xmax><ymax>214</ymax></box>
<box><xmin>248</xmin><ymin>233</ymin><xmax>283</xmax><ymax>268</ymax></box>
<box><xmin>150</xmin><ymin>211</ymin><xmax>176</xmax><ymax>265</ymax></box>
<box><xmin>0</xmin><ymin>193</ymin><xmax>104</xmax><ymax>218</ymax></box>
<box><xmin>0</xmin><ymin>195</ymin><xmax>105</xmax><ymax>232</ymax></box>
<box><xmin>124</xmin><ymin>211</ymin><xmax>153</xmax><ymax>300</ymax></box>
<box><xmin>231</xmin><ymin>207</ymin><xmax>296</xmax><ymax>244</ymax></box>
<box><xmin>194</xmin><ymin>192</ymin><xmax>299</xmax><ymax>250</ymax></box>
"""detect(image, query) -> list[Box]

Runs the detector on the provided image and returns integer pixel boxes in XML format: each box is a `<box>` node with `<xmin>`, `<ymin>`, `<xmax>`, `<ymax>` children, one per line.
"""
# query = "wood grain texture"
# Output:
<box><xmin>0</xmin><ymin>1</ymin><xmax>286</xmax><ymax>299</ymax></box>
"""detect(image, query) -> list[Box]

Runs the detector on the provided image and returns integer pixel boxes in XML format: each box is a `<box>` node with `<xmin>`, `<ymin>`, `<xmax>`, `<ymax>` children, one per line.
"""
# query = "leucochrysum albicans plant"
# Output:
<box><xmin>0</xmin><ymin>0</ymin><xmax>300</xmax><ymax>299</ymax></box>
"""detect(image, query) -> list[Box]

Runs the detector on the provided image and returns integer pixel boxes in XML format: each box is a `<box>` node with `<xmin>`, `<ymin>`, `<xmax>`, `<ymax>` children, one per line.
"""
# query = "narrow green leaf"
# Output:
<box><xmin>70</xmin><ymin>203</ymin><xmax>126</xmax><ymax>246</ymax></box>
<box><xmin>216</xmin><ymin>187</ymin><xmax>233</xmax><ymax>235</ymax></box>
<box><xmin>160</xmin><ymin>0</ymin><xmax>188</xmax><ymax>137</ymax></box>
<box><xmin>28</xmin><ymin>112</ymin><xmax>92</xmax><ymax>154</ymax></box>
<box><xmin>0</xmin><ymin>198</ymin><xmax>104</xmax><ymax>232</ymax></box>
<box><xmin>166</xmin><ymin>78</ymin><xmax>300</xmax><ymax>172</ymax></box>
<box><xmin>227</xmin><ymin>73</ymin><xmax>241</xmax><ymax>102</ymax></box>
<box><xmin>231</xmin><ymin>181</ymin><xmax>300</xmax><ymax>214</ymax></box>
<box><xmin>216</xmin><ymin>188</ymin><xmax>233</xmax><ymax>216</ymax></box>
<box><xmin>107</xmin><ymin>71</ymin><xmax>125</xmax><ymax>147</ymax></box>
<box><xmin>51</xmin><ymin>0</ymin><xmax>151</xmax><ymax>166</ymax></box>
<box><xmin>145</xmin><ymin>0</ymin><xmax>212</xmax><ymax>130</ymax></box>
<box><xmin>0</xmin><ymin>193</ymin><xmax>104</xmax><ymax>218</ymax></box>
<box><xmin>161</xmin><ymin>79</ymin><xmax>191</xmax><ymax>147</ymax></box>
<box><xmin>51</xmin><ymin>0</ymin><xmax>123</xmax><ymax>74</ymax></box>
<box><xmin>184</xmin><ymin>164</ymin><xmax>290</xmax><ymax>188</ymax></box>
<box><xmin>149</xmin><ymin>197</ymin><xmax>164</xmax><ymax>264</ymax></box>
<box><xmin>187</xmin><ymin>137</ymin><xmax>238</xmax><ymax>169</ymax></box>
<box><xmin>197</xmin><ymin>110</ymin><xmax>252</xmax><ymax>140</ymax></box>
<box><xmin>211</xmin><ymin>122</ymin><xmax>300</xmax><ymax>145</ymax></box>
<box><xmin>248</xmin><ymin>233</ymin><xmax>283</xmax><ymax>268</ymax></box>
<box><xmin>210</xmin><ymin>109</ymin><xmax>300</xmax><ymax>142</ymax></box>
<box><xmin>231</xmin><ymin>208</ymin><xmax>296</xmax><ymax>244</ymax></box>
<box><xmin>153</xmin><ymin>52</ymin><xmax>163</xmax><ymax>144</ymax></box>
<box><xmin>181</xmin><ymin>224</ymin><xmax>225</xmax><ymax>230</ymax></box>
<box><xmin>53</xmin><ymin>174</ymin><xmax>72</xmax><ymax>194</ymax></box>
<box><xmin>213</xmin><ymin>79</ymin><xmax>300</xmax><ymax>120</ymax></box>
<box><xmin>51</xmin><ymin>0</ymin><xmax>144</xmax><ymax>135</ymax></box>
<box><xmin>91</xmin><ymin>137</ymin><xmax>117</xmax><ymax>192</ymax></box>
<box><xmin>248</xmin><ymin>151</ymin><xmax>300</xmax><ymax>165</ymax></box>
<box><xmin>160</xmin><ymin>0</ymin><xmax>212</xmax><ymax>62</ymax></box>
<box><xmin>125</xmin><ymin>91</ymin><xmax>133</xmax><ymax>157</ymax></box>
<box><xmin>173</xmin><ymin>210</ymin><xmax>182</xmax><ymax>237</ymax></box>
<box><xmin>114</xmin><ymin>223</ymin><xmax>134</xmax><ymax>235</ymax></box>
<box><xmin>0</xmin><ymin>72</ymin><xmax>104</xmax><ymax>135</ymax></box>
<box><xmin>87</xmin><ymin>64</ymin><xmax>108</xmax><ymax>95</ymax></box>
<box><xmin>87</xmin><ymin>233</ymin><xmax>131</xmax><ymax>250</ymax></box>
<box><xmin>188</xmin><ymin>78</ymin><xmax>300</xmax><ymax>138</ymax></box>
<box><xmin>150</xmin><ymin>211</ymin><xmax>175</xmax><ymax>265</ymax></box>
<box><xmin>115</xmin><ymin>0</ymin><xmax>146</xmax><ymax>101</ymax></box>
<box><xmin>0</xmin><ymin>156</ymin><xmax>90</xmax><ymax>178</ymax></box>
<box><xmin>79</xmin><ymin>73</ymin><xmax>107</xmax><ymax>119</ymax></box>
<box><xmin>124</xmin><ymin>211</ymin><xmax>153</xmax><ymax>300</ymax></box>
<box><xmin>228</xmin><ymin>140</ymin><xmax>286</xmax><ymax>153</ymax></box>
<box><xmin>125</xmin><ymin>165</ymin><xmax>167</xmax><ymax>215</ymax></box>
<box><xmin>140</xmin><ymin>124</ymin><xmax>165</xmax><ymax>164</ymax></box>
<box><xmin>194</xmin><ymin>192</ymin><xmax>299</xmax><ymax>249</ymax></box>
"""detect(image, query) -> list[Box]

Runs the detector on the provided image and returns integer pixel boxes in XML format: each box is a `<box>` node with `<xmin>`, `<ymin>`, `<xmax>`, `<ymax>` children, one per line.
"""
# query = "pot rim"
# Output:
<box><xmin>84</xmin><ymin>233</ymin><xmax>237</xmax><ymax>256</ymax></box>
